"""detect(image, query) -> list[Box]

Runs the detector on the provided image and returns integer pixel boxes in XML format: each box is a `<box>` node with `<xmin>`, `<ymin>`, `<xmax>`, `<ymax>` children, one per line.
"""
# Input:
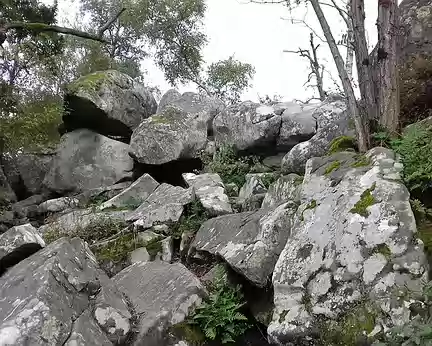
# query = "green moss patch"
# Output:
<box><xmin>328</xmin><ymin>136</ymin><xmax>357</xmax><ymax>154</ymax></box>
<box><xmin>94</xmin><ymin>233</ymin><xmax>145</xmax><ymax>263</ymax></box>
<box><xmin>67</xmin><ymin>71</ymin><xmax>109</xmax><ymax>94</ymax></box>
<box><xmin>324</xmin><ymin>160</ymin><xmax>341</xmax><ymax>175</ymax></box>
<box><xmin>350</xmin><ymin>183</ymin><xmax>377</xmax><ymax>217</ymax></box>
<box><xmin>372</xmin><ymin>243</ymin><xmax>392</xmax><ymax>259</ymax></box>
<box><xmin>351</xmin><ymin>155</ymin><xmax>371</xmax><ymax>168</ymax></box>
<box><xmin>150</xmin><ymin>115</ymin><xmax>172</xmax><ymax>125</ymax></box>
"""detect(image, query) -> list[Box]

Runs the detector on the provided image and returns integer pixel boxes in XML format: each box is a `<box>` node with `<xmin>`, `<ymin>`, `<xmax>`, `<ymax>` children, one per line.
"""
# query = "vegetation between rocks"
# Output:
<box><xmin>170</xmin><ymin>200</ymin><xmax>209</xmax><ymax>240</ymax></box>
<box><xmin>328</xmin><ymin>136</ymin><xmax>357</xmax><ymax>155</ymax></box>
<box><xmin>324</xmin><ymin>160</ymin><xmax>341</xmax><ymax>175</ymax></box>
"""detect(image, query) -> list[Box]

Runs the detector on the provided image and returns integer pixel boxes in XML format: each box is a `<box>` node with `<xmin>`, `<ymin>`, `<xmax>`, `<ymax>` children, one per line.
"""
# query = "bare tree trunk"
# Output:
<box><xmin>345</xmin><ymin>2</ymin><xmax>354</xmax><ymax>82</ymax></box>
<box><xmin>309</xmin><ymin>0</ymin><xmax>369</xmax><ymax>152</ymax></box>
<box><xmin>351</xmin><ymin>0</ymin><xmax>377</xmax><ymax>123</ymax></box>
<box><xmin>309</xmin><ymin>33</ymin><xmax>326</xmax><ymax>101</ymax></box>
<box><xmin>377</xmin><ymin>0</ymin><xmax>400</xmax><ymax>133</ymax></box>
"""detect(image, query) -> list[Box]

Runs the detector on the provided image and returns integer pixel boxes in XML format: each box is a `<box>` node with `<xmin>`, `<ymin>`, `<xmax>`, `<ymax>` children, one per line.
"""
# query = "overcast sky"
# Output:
<box><xmin>51</xmin><ymin>0</ymin><xmax>384</xmax><ymax>102</ymax></box>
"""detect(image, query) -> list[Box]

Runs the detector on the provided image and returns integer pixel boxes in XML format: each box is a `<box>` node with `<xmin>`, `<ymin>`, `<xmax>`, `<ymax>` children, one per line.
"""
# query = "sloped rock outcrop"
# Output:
<box><xmin>63</xmin><ymin>70</ymin><xmax>157</xmax><ymax>140</ymax></box>
<box><xmin>268</xmin><ymin>148</ymin><xmax>428</xmax><ymax>344</ymax></box>
<box><xmin>43</xmin><ymin>129</ymin><xmax>133</xmax><ymax>194</ymax></box>
<box><xmin>262</xmin><ymin>174</ymin><xmax>302</xmax><ymax>209</ymax></box>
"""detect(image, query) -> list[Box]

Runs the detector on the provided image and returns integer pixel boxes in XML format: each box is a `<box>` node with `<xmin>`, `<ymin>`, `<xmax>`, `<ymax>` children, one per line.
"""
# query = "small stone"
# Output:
<box><xmin>130</xmin><ymin>247</ymin><xmax>150</xmax><ymax>264</ymax></box>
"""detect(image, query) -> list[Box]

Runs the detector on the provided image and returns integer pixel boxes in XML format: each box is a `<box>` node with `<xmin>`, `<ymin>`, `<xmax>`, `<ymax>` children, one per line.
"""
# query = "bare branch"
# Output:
<box><xmin>97</xmin><ymin>7</ymin><xmax>126</xmax><ymax>37</ymax></box>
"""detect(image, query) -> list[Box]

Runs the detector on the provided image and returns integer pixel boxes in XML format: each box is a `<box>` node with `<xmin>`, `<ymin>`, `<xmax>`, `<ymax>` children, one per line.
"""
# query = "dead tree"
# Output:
<box><xmin>0</xmin><ymin>8</ymin><xmax>126</xmax><ymax>46</ymax></box>
<box><xmin>284</xmin><ymin>33</ymin><xmax>326</xmax><ymax>101</ymax></box>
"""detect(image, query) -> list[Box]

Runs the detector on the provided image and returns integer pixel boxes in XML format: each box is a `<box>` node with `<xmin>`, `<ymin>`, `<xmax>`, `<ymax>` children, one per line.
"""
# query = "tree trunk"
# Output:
<box><xmin>351</xmin><ymin>0</ymin><xmax>377</xmax><ymax>123</ymax></box>
<box><xmin>377</xmin><ymin>0</ymin><xmax>400</xmax><ymax>133</ymax></box>
<box><xmin>345</xmin><ymin>3</ymin><xmax>354</xmax><ymax>83</ymax></box>
<box><xmin>309</xmin><ymin>33</ymin><xmax>326</xmax><ymax>101</ymax></box>
<box><xmin>309</xmin><ymin>0</ymin><xmax>369</xmax><ymax>152</ymax></box>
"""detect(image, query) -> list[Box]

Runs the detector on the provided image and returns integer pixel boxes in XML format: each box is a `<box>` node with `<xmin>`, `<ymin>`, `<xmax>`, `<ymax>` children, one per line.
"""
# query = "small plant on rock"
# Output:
<box><xmin>170</xmin><ymin>200</ymin><xmax>209</xmax><ymax>240</ymax></box>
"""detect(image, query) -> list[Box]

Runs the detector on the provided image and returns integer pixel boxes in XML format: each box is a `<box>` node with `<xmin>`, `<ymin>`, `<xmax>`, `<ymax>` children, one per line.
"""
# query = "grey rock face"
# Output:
<box><xmin>16</xmin><ymin>151</ymin><xmax>54</xmax><ymax>195</ymax></box>
<box><xmin>113</xmin><ymin>261</ymin><xmax>206</xmax><ymax>346</ymax></box>
<box><xmin>100</xmin><ymin>173</ymin><xmax>159</xmax><ymax>211</ymax></box>
<box><xmin>262</xmin><ymin>174</ymin><xmax>302</xmax><ymax>209</ymax></box>
<box><xmin>38</xmin><ymin>196</ymin><xmax>79</xmax><ymax>214</ymax></box>
<box><xmin>182</xmin><ymin>173</ymin><xmax>232</xmax><ymax>216</ymax></box>
<box><xmin>281</xmin><ymin>101</ymin><xmax>353</xmax><ymax>174</ymax></box>
<box><xmin>268</xmin><ymin>148</ymin><xmax>428</xmax><ymax>344</ymax></box>
<box><xmin>43</xmin><ymin>129</ymin><xmax>133</xmax><ymax>193</ymax></box>
<box><xmin>126</xmin><ymin>184</ymin><xmax>194</xmax><ymax>230</ymax></box>
<box><xmin>0</xmin><ymin>237</ymin><xmax>132</xmax><ymax>345</ymax></box>
<box><xmin>0</xmin><ymin>165</ymin><xmax>16</xmax><ymax>206</ymax></box>
<box><xmin>238</xmin><ymin>173</ymin><xmax>270</xmax><ymax>211</ymax></box>
<box><xmin>213</xmin><ymin>101</ymin><xmax>281</xmax><ymax>151</ymax></box>
<box><xmin>64</xmin><ymin>70</ymin><xmax>157</xmax><ymax>139</ymax></box>
<box><xmin>191</xmin><ymin>202</ymin><xmax>298</xmax><ymax>287</ymax></box>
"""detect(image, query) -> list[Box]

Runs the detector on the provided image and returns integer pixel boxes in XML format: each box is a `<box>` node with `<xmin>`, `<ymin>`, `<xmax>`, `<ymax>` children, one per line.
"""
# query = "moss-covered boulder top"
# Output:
<box><xmin>63</xmin><ymin>70</ymin><xmax>157</xmax><ymax>140</ymax></box>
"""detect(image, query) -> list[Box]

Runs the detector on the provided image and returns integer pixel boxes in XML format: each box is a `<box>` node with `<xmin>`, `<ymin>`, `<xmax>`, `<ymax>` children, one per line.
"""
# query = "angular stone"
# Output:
<box><xmin>130</xmin><ymin>247</ymin><xmax>151</xmax><ymax>264</ymax></box>
<box><xmin>182</xmin><ymin>173</ymin><xmax>232</xmax><ymax>216</ymax></box>
<box><xmin>113</xmin><ymin>261</ymin><xmax>206</xmax><ymax>346</ymax></box>
<box><xmin>262</xmin><ymin>174</ymin><xmax>302</xmax><ymax>209</ymax></box>
<box><xmin>0</xmin><ymin>238</ymin><xmax>130</xmax><ymax>345</ymax></box>
<box><xmin>15</xmin><ymin>151</ymin><xmax>54</xmax><ymax>195</ymax></box>
<box><xmin>38</xmin><ymin>196</ymin><xmax>79</xmax><ymax>214</ymax></box>
<box><xmin>238</xmin><ymin>173</ymin><xmax>269</xmax><ymax>211</ymax></box>
<box><xmin>191</xmin><ymin>202</ymin><xmax>298</xmax><ymax>287</ymax></box>
<box><xmin>100</xmin><ymin>174</ymin><xmax>159</xmax><ymax>211</ymax></box>
<box><xmin>213</xmin><ymin>101</ymin><xmax>281</xmax><ymax>152</ymax></box>
<box><xmin>64</xmin><ymin>70</ymin><xmax>157</xmax><ymax>139</ymax></box>
<box><xmin>161</xmin><ymin>236</ymin><xmax>174</xmax><ymax>262</ymax></box>
<box><xmin>43</xmin><ymin>129</ymin><xmax>133</xmax><ymax>194</ymax></box>
<box><xmin>0</xmin><ymin>224</ymin><xmax>45</xmax><ymax>275</ymax></box>
<box><xmin>268</xmin><ymin>147</ymin><xmax>428</xmax><ymax>344</ymax></box>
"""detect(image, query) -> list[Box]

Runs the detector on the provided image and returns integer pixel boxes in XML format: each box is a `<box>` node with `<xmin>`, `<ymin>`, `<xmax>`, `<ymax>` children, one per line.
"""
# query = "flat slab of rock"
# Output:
<box><xmin>262</xmin><ymin>174</ymin><xmax>302</xmax><ymax>209</ymax></box>
<box><xmin>43</xmin><ymin>129</ymin><xmax>133</xmax><ymax>193</ymax></box>
<box><xmin>100</xmin><ymin>173</ymin><xmax>159</xmax><ymax>211</ymax></box>
<box><xmin>183</xmin><ymin>173</ymin><xmax>232</xmax><ymax>216</ymax></box>
<box><xmin>38</xmin><ymin>196</ymin><xmax>79</xmax><ymax>214</ymax></box>
<box><xmin>268</xmin><ymin>148</ymin><xmax>429</xmax><ymax>344</ymax></box>
<box><xmin>0</xmin><ymin>237</ymin><xmax>131</xmax><ymax>345</ymax></box>
<box><xmin>64</xmin><ymin>70</ymin><xmax>157</xmax><ymax>139</ymax></box>
<box><xmin>0</xmin><ymin>224</ymin><xmax>45</xmax><ymax>274</ymax></box>
<box><xmin>191</xmin><ymin>202</ymin><xmax>298</xmax><ymax>287</ymax></box>
<box><xmin>113</xmin><ymin>261</ymin><xmax>206</xmax><ymax>346</ymax></box>
<box><xmin>126</xmin><ymin>184</ymin><xmax>194</xmax><ymax>229</ymax></box>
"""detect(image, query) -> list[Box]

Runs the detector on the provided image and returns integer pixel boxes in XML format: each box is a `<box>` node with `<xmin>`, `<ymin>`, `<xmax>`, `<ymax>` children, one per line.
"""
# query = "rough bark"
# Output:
<box><xmin>351</xmin><ymin>0</ymin><xmax>378</xmax><ymax>123</ymax></box>
<box><xmin>377</xmin><ymin>0</ymin><xmax>400</xmax><ymax>133</ymax></box>
<box><xmin>345</xmin><ymin>2</ymin><xmax>355</xmax><ymax>82</ymax></box>
<box><xmin>309</xmin><ymin>0</ymin><xmax>369</xmax><ymax>152</ymax></box>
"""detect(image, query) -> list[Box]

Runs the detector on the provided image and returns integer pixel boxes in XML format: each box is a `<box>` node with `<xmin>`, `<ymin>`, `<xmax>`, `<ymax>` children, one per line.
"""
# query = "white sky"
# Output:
<box><xmin>49</xmin><ymin>0</ymin><xmax>385</xmax><ymax>102</ymax></box>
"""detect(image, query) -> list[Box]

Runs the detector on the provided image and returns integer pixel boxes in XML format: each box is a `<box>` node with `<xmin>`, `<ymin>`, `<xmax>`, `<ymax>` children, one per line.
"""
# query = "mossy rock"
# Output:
<box><xmin>324</xmin><ymin>160</ymin><xmax>341</xmax><ymax>175</ymax></box>
<box><xmin>350</xmin><ymin>183</ymin><xmax>377</xmax><ymax>217</ymax></box>
<box><xmin>67</xmin><ymin>71</ymin><xmax>110</xmax><ymax>94</ymax></box>
<box><xmin>328</xmin><ymin>136</ymin><xmax>357</xmax><ymax>155</ymax></box>
<box><xmin>94</xmin><ymin>233</ymin><xmax>145</xmax><ymax>263</ymax></box>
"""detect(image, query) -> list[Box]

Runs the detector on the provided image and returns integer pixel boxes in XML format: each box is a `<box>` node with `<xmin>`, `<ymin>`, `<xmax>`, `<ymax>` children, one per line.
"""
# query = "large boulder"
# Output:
<box><xmin>0</xmin><ymin>165</ymin><xmax>16</xmax><ymax>206</ymax></box>
<box><xmin>0</xmin><ymin>237</ymin><xmax>132</xmax><ymax>345</ymax></box>
<box><xmin>213</xmin><ymin>101</ymin><xmax>281</xmax><ymax>152</ymax></box>
<box><xmin>43</xmin><ymin>129</ymin><xmax>133</xmax><ymax>194</ymax></box>
<box><xmin>191</xmin><ymin>202</ymin><xmax>298</xmax><ymax>287</ymax></box>
<box><xmin>268</xmin><ymin>148</ymin><xmax>428</xmax><ymax>344</ymax></box>
<box><xmin>16</xmin><ymin>151</ymin><xmax>54</xmax><ymax>195</ymax></box>
<box><xmin>281</xmin><ymin>102</ymin><xmax>352</xmax><ymax>174</ymax></box>
<box><xmin>262</xmin><ymin>174</ymin><xmax>302</xmax><ymax>209</ymax></box>
<box><xmin>182</xmin><ymin>172</ymin><xmax>232</xmax><ymax>216</ymax></box>
<box><xmin>130</xmin><ymin>91</ymin><xmax>224</xmax><ymax>165</ymax></box>
<box><xmin>113</xmin><ymin>261</ymin><xmax>206</xmax><ymax>346</ymax></box>
<box><xmin>63</xmin><ymin>70</ymin><xmax>157</xmax><ymax>140</ymax></box>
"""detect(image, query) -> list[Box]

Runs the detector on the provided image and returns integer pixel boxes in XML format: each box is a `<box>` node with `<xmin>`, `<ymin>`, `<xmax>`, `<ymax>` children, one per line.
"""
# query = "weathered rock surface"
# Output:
<box><xmin>16</xmin><ymin>151</ymin><xmax>54</xmax><ymax>195</ymax></box>
<box><xmin>0</xmin><ymin>237</ymin><xmax>132</xmax><ymax>345</ymax></box>
<box><xmin>43</xmin><ymin>129</ymin><xmax>133</xmax><ymax>193</ymax></box>
<box><xmin>0</xmin><ymin>165</ymin><xmax>16</xmax><ymax>206</ymax></box>
<box><xmin>268</xmin><ymin>148</ymin><xmax>428</xmax><ymax>344</ymax></box>
<box><xmin>281</xmin><ymin>102</ymin><xmax>352</xmax><ymax>174</ymax></box>
<box><xmin>0</xmin><ymin>224</ymin><xmax>45</xmax><ymax>274</ymax></box>
<box><xmin>100</xmin><ymin>173</ymin><xmax>159</xmax><ymax>211</ymax></box>
<box><xmin>131</xmin><ymin>92</ymin><xmax>224</xmax><ymax>165</ymax></box>
<box><xmin>113</xmin><ymin>261</ymin><xmax>206</xmax><ymax>346</ymax></box>
<box><xmin>191</xmin><ymin>202</ymin><xmax>298</xmax><ymax>287</ymax></box>
<box><xmin>126</xmin><ymin>184</ymin><xmax>194</xmax><ymax>230</ymax></box>
<box><xmin>38</xmin><ymin>196</ymin><xmax>79</xmax><ymax>214</ymax></box>
<box><xmin>182</xmin><ymin>172</ymin><xmax>232</xmax><ymax>216</ymax></box>
<box><xmin>63</xmin><ymin>70</ymin><xmax>157</xmax><ymax>139</ymax></box>
<box><xmin>262</xmin><ymin>174</ymin><xmax>302</xmax><ymax>209</ymax></box>
<box><xmin>213</xmin><ymin>101</ymin><xmax>281</xmax><ymax>152</ymax></box>
<box><xmin>238</xmin><ymin>173</ymin><xmax>269</xmax><ymax>211</ymax></box>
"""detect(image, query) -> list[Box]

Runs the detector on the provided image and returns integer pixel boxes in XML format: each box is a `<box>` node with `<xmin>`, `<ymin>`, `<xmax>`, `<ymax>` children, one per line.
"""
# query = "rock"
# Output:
<box><xmin>224</xmin><ymin>182</ymin><xmax>239</xmax><ymax>197</ymax></box>
<box><xmin>0</xmin><ymin>165</ymin><xmax>16</xmax><ymax>206</ymax></box>
<box><xmin>0</xmin><ymin>224</ymin><xmax>45</xmax><ymax>275</ymax></box>
<box><xmin>38</xmin><ymin>196</ymin><xmax>79</xmax><ymax>214</ymax></box>
<box><xmin>0</xmin><ymin>210</ymin><xmax>15</xmax><ymax>233</ymax></box>
<box><xmin>277</xmin><ymin>102</ymin><xmax>318</xmax><ymax>150</ymax></box>
<box><xmin>262</xmin><ymin>154</ymin><xmax>285</xmax><ymax>170</ymax></box>
<box><xmin>281</xmin><ymin>103</ymin><xmax>353</xmax><ymax>174</ymax></box>
<box><xmin>157</xmin><ymin>89</ymin><xmax>182</xmax><ymax>113</ymax></box>
<box><xmin>262</xmin><ymin>174</ymin><xmax>302</xmax><ymax>209</ymax></box>
<box><xmin>213</xmin><ymin>101</ymin><xmax>281</xmax><ymax>152</ymax></box>
<box><xmin>11</xmin><ymin>194</ymin><xmax>48</xmax><ymax>220</ymax></box>
<box><xmin>138</xmin><ymin>230</ymin><xmax>162</xmax><ymax>243</ymax></box>
<box><xmin>182</xmin><ymin>173</ymin><xmax>232</xmax><ymax>216</ymax></box>
<box><xmin>399</xmin><ymin>0</ymin><xmax>432</xmax><ymax>61</ymax></box>
<box><xmin>130</xmin><ymin>247</ymin><xmax>151</xmax><ymax>264</ymax></box>
<box><xmin>15</xmin><ymin>151</ymin><xmax>54</xmax><ymax>195</ymax></box>
<box><xmin>75</xmin><ymin>181</ymin><xmax>132</xmax><ymax>207</ymax></box>
<box><xmin>100</xmin><ymin>174</ymin><xmax>159</xmax><ymax>211</ymax></box>
<box><xmin>126</xmin><ymin>184</ymin><xmax>194</xmax><ymax>229</ymax></box>
<box><xmin>113</xmin><ymin>261</ymin><xmax>206</xmax><ymax>346</ymax></box>
<box><xmin>191</xmin><ymin>202</ymin><xmax>298</xmax><ymax>287</ymax></box>
<box><xmin>43</xmin><ymin>129</ymin><xmax>133</xmax><ymax>194</ymax></box>
<box><xmin>268</xmin><ymin>148</ymin><xmax>428</xmax><ymax>344</ymax></box>
<box><xmin>238</xmin><ymin>174</ymin><xmax>269</xmax><ymax>211</ymax></box>
<box><xmin>0</xmin><ymin>237</ymin><xmax>132</xmax><ymax>345</ymax></box>
<box><xmin>161</xmin><ymin>236</ymin><xmax>174</xmax><ymax>262</ymax></box>
<box><xmin>63</xmin><ymin>70</ymin><xmax>157</xmax><ymax>139</ymax></box>
<box><xmin>39</xmin><ymin>209</ymin><xmax>128</xmax><ymax>238</ymax></box>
